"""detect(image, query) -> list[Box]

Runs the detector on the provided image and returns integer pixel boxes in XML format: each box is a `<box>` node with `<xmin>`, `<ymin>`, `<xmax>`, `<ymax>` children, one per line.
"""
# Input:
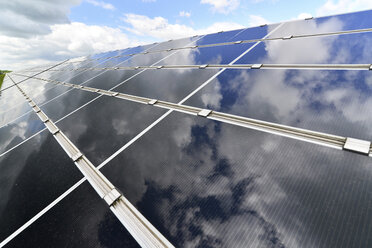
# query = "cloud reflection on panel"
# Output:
<box><xmin>183</xmin><ymin>17</ymin><xmax>372</xmax><ymax>140</ymax></box>
<box><xmin>240</xmin><ymin>16</ymin><xmax>372</xmax><ymax>65</ymax></box>
<box><xmin>102</xmin><ymin>112</ymin><xmax>372</xmax><ymax>247</ymax></box>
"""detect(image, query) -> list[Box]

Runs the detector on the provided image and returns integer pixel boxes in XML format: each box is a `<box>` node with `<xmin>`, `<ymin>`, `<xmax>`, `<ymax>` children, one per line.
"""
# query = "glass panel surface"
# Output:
<box><xmin>196</xmin><ymin>29</ymin><xmax>246</xmax><ymax>45</ymax></box>
<box><xmin>0</xmin><ymin>131</ymin><xmax>82</xmax><ymax>242</ymax></box>
<box><xmin>66</xmin><ymin>68</ymin><xmax>138</xmax><ymax>90</ymax></box>
<box><xmin>101</xmin><ymin>111</ymin><xmax>372</xmax><ymax>247</ymax></box>
<box><xmin>146</xmin><ymin>36</ymin><xmax>199</xmax><ymax>51</ymax></box>
<box><xmin>5</xmin><ymin>182</ymin><xmax>139</xmax><ymax>248</ymax></box>
<box><xmin>237</xmin><ymin>31</ymin><xmax>372</xmax><ymax>64</ymax></box>
<box><xmin>0</xmin><ymin>111</ymin><xmax>44</xmax><ymax>155</ymax></box>
<box><xmin>157</xmin><ymin>42</ymin><xmax>254</xmax><ymax>66</ymax></box>
<box><xmin>271</xmin><ymin>9</ymin><xmax>372</xmax><ymax>38</ymax></box>
<box><xmin>114</xmin><ymin>69</ymin><xmax>219</xmax><ymax>102</ymax></box>
<box><xmin>185</xmin><ymin>69</ymin><xmax>372</xmax><ymax>141</ymax></box>
<box><xmin>56</xmin><ymin>95</ymin><xmax>167</xmax><ymax>165</ymax></box>
<box><xmin>39</xmin><ymin>88</ymin><xmax>97</xmax><ymax>121</ymax></box>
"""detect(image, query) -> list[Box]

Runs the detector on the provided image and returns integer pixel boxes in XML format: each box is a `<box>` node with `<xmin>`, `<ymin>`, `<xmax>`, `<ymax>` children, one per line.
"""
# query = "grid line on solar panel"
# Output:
<box><xmin>0</xmin><ymin>22</ymin><xmax>280</xmax><ymax>245</ymax></box>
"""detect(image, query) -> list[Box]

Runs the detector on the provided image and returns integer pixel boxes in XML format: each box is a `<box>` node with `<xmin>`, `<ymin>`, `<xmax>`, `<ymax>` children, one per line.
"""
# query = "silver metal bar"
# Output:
<box><xmin>7</xmin><ymin>74</ymin><xmax>175</xmax><ymax>248</ymax></box>
<box><xmin>17</xmin><ymin>63</ymin><xmax>372</xmax><ymax>73</ymax></box>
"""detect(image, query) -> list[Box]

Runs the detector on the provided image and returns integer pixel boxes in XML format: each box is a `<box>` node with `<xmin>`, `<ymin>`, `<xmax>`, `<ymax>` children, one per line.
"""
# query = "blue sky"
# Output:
<box><xmin>0</xmin><ymin>0</ymin><xmax>371</xmax><ymax>69</ymax></box>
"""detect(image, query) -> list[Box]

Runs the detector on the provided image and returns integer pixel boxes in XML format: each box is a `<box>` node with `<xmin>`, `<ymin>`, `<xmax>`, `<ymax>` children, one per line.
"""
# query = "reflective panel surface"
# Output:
<box><xmin>6</xmin><ymin>182</ymin><xmax>140</xmax><ymax>248</ymax></box>
<box><xmin>102</xmin><ymin>111</ymin><xmax>372</xmax><ymax>248</ymax></box>
<box><xmin>0</xmin><ymin>131</ymin><xmax>82</xmax><ymax>241</ymax></box>
<box><xmin>56</xmin><ymin>95</ymin><xmax>167</xmax><ymax>165</ymax></box>
<box><xmin>237</xmin><ymin>32</ymin><xmax>372</xmax><ymax>65</ymax></box>
<box><xmin>185</xmin><ymin>69</ymin><xmax>372</xmax><ymax>141</ymax></box>
<box><xmin>114</xmin><ymin>69</ymin><xmax>219</xmax><ymax>102</ymax></box>
<box><xmin>271</xmin><ymin>9</ymin><xmax>372</xmax><ymax>38</ymax></box>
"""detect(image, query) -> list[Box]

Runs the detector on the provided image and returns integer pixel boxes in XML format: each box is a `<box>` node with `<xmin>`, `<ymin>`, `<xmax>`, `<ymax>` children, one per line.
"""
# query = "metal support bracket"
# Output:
<box><xmin>251</xmin><ymin>64</ymin><xmax>263</xmax><ymax>69</ymax></box>
<box><xmin>156</xmin><ymin>66</ymin><xmax>163</xmax><ymax>69</ymax></box>
<box><xmin>39</xmin><ymin>114</ymin><xmax>49</xmax><ymax>123</ymax></box>
<box><xmin>343</xmin><ymin>137</ymin><xmax>371</xmax><ymax>155</ymax></box>
<box><xmin>198</xmin><ymin>109</ymin><xmax>212</xmax><ymax>117</ymax></box>
<box><xmin>234</xmin><ymin>40</ymin><xmax>243</xmax><ymax>44</ymax></box>
<box><xmin>148</xmin><ymin>99</ymin><xmax>158</xmax><ymax>105</ymax></box>
<box><xmin>369</xmin><ymin>64</ymin><xmax>372</xmax><ymax>70</ymax></box>
<box><xmin>34</xmin><ymin>106</ymin><xmax>41</xmax><ymax>113</ymax></box>
<box><xmin>260</xmin><ymin>24</ymin><xmax>267</xmax><ymax>27</ymax></box>
<box><xmin>199</xmin><ymin>64</ymin><xmax>208</xmax><ymax>69</ymax></box>
<box><xmin>103</xmin><ymin>188</ymin><xmax>122</xmax><ymax>206</ymax></box>
<box><xmin>305</xmin><ymin>17</ymin><xmax>314</xmax><ymax>20</ymax></box>
<box><xmin>111</xmin><ymin>92</ymin><xmax>119</xmax><ymax>97</ymax></box>
<box><xmin>71</xmin><ymin>152</ymin><xmax>83</xmax><ymax>162</ymax></box>
<box><xmin>282</xmin><ymin>35</ymin><xmax>293</xmax><ymax>40</ymax></box>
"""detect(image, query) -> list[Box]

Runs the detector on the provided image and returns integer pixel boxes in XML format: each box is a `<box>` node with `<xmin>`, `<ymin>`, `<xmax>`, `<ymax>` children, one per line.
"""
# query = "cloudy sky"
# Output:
<box><xmin>0</xmin><ymin>0</ymin><xmax>371</xmax><ymax>70</ymax></box>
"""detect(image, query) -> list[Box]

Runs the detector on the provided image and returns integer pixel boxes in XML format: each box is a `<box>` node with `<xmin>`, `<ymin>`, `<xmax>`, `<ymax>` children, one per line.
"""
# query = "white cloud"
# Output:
<box><xmin>248</xmin><ymin>15</ymin><xmax>270</xmax><ymax>27</ymax></box>
<box><xmin>317</xmin><ymin>0</ymin><xmax>372</xmax><ymax>16</ymax></box>
<box><xmin>200</xmin><ymin>0</ymin><xmax>240</xmax><ymax>14</ymax></box>
<box><xmin>0</xmin><ymin>22</ymin><xmax>137</xmax><ymax>70</ymax></box>
<box><xmin>179</xmin><ymin>11</ymin><xmax>191</xmax><ymax>17</ymax></box>
<box><xmin>85</xmin><ymin>0</ymin><xmax>115</xmax><ymax>10</ymax></box>
<box><xmin>0</xmin><ymin>0</ymin><xmax>81</xmax><ymax>38</ymax></box>
<box><xmin>122</xmin><ymin>13</ymin><xmax>244</xmax><ymax>40</ymax></box>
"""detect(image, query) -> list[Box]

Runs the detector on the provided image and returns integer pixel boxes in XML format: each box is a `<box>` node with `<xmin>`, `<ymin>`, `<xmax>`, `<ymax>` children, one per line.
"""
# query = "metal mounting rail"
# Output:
<box><xmin>16</xmin><ymin>27</ymin><xmax>372</xmax><ymax>70</ymax></box>
<box><xmin>7</xmin><ymin>75</ymin><xmax>175</xmax><ymax>248</ymax></box>
<box><xmin>19</xmin><ymin>63</ymin><xmax>372</xmax><ymax>72</ymax></box>
<box><xmin>21</xmin><ymin>74</ymin><xmax>372</xmax><ymax>156</ymax></box>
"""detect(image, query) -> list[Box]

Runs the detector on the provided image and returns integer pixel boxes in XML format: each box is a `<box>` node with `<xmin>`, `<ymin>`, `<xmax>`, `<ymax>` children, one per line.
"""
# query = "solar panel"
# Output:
<box><xmin>1</xmin><ymin>9</ymin><xmax>372</xmax><ymax>248</ymax></box>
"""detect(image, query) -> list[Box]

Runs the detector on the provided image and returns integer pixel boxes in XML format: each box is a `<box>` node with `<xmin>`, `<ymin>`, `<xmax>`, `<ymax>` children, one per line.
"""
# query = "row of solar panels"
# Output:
<box><xmin>1</xmin><ymin>9</ymin><xmax>372</xmax><ymax>248</ymax></box>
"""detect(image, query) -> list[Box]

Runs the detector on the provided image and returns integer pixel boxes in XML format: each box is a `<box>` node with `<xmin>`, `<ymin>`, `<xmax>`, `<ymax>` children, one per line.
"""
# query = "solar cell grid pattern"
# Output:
<box><xmin>1</xmin><ymin>9</ymin><xmax>372</xmax><ymax>248</ymax></box>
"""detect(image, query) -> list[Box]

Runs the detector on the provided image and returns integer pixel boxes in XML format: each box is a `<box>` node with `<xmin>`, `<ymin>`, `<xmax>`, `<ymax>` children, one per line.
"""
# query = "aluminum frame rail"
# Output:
<box><xmin>7</xmin><ymin>75</ymin><xmax>175</xmax><ymax>248</ymax></box>
<box><xmin>20</xmin><ymin>63</ymin><xmax>372</xmax><ymax>72</ymax></box>
<box><xmin>17</xmin><ymin>26</ymin><xmax>372</xmax><ymax>70</ymax></box>
<box><xmin>21</xmin><ymin>74</ymin><xmax>372</xmax><ymax>156</ymax></box>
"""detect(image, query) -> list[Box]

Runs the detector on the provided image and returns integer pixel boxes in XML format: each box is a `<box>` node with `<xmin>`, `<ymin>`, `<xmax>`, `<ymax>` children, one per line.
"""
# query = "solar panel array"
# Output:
<box><xmin>1</xmin><ymin>9</ymin><xmax>372</xmax><ymax>248</ymax></box>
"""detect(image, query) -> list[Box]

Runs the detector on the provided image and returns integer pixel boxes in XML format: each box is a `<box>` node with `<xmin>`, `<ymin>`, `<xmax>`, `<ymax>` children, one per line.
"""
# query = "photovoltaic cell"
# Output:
<box><xmin>113</xmin><ymin>69</ymin><xmax>219</xmax><ymax>102</ymax></box>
